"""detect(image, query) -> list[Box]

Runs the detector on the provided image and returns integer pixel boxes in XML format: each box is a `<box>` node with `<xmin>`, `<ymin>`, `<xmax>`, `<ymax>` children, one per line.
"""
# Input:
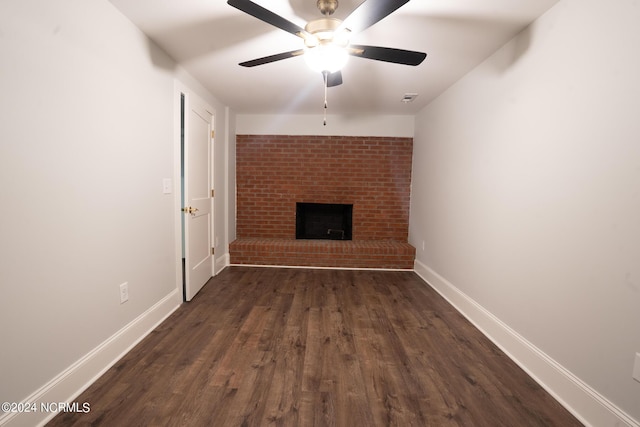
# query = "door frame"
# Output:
<box><xmin>173</xmin><ymin>81</ymin><xmax>215</xmax><ymax>301</ymax></box>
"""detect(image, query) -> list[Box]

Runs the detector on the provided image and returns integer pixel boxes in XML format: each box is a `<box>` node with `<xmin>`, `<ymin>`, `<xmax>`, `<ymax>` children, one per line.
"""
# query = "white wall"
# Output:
<box><xmin>409</xmin><ymin>0</ymin><xmax>640</xmax><ymax>425</ymax></box>
<box><xmin>0</xmin><ymin>1</ymin><xmax>233</xmax><ymax>425</ymax></box>
<box><xmin>237</xmin><ymin>113</ymin><xmax>415</xmax><ymax>137</ymax></box>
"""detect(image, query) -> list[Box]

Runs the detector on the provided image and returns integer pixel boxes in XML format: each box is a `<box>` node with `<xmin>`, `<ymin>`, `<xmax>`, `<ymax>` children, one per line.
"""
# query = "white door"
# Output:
<box><xmin>183</xmin><ymin>96</ymin><xmax>213</xmax><ymax>301</ymax></box>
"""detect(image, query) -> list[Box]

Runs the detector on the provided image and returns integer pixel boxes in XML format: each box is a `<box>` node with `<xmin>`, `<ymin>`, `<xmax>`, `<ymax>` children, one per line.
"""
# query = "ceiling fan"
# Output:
<box><xmin>227</xmin><ymin>0</ymin><xmax>427</xmax><ymax>87</ymax></box>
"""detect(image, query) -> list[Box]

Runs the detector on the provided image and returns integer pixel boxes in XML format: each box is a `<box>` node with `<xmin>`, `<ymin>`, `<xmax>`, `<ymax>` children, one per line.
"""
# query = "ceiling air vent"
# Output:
<box><xmin>401</xmin><ymin>93</ymin><xmax>418</xmax><ymax>103</ymax></box>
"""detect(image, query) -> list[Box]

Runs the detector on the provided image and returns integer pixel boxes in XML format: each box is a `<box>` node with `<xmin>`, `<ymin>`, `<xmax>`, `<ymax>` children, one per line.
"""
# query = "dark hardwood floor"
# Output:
<box><xmin>48</xmin><ymin>267</ymin><xmax>582</xmax><ymax>426</ymax></box>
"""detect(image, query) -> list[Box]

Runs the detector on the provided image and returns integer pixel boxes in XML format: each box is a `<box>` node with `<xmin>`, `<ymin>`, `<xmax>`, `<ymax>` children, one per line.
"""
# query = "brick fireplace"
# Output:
<box><xmin>229</xmin><ymin>134</ymin><xmax>416</xmax><ymax>269</ymax></box>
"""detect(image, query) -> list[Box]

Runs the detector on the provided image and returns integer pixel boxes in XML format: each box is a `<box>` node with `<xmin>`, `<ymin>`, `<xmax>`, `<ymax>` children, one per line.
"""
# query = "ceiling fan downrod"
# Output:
<box><xmin>317</xmin><ymin>0</ymin><xmax>338</xmax><ymax>16</ymax></box>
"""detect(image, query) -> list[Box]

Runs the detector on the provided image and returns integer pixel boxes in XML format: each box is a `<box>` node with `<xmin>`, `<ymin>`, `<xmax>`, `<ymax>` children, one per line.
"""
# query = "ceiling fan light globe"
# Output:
<box><xmin>304</xmin><ymin>44</ymin><xmax>348</xmax><ymax>73</ymax></box>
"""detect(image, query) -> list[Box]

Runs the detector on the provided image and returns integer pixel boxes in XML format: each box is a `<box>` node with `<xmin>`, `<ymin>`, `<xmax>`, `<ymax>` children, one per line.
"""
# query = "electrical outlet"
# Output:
<box><xmin>633</xmin><ymin>352</ymin><xmax>640</xmax><ymax>383</ymax></box>
<box><xmin>422</xmin><ymin>240</ymin><xmax>425</xmax><ymax>251</ymax></box>
<box><xmin>119</xmin><ymin>282</ymin><xmax>129</xmax><ymax>304</ymax></box>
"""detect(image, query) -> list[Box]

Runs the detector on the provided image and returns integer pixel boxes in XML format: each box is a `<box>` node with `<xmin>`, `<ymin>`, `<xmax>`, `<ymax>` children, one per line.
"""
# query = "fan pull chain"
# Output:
<box><xmin>323</xmin><ymin>71</ymin><xmax>328</xmax><ymax>126</ymax></box>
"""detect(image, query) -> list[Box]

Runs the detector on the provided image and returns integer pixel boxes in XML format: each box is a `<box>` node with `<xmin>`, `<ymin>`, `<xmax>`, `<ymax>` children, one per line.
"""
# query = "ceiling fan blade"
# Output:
<box><xmin>326</xmin><ymin>71</ymin><xmax>343</xmax><ymax>87</ymax></box>
<box><xmin>349</xmin><ymin>44</ymin><xmax>426</xmax><ymax>66</ymax></box>
<box><xmin>339</xmin><ymin>0</ymin><xmax>410</xmax><ymax>34</ymax></box>
<box><xmin>227</xmin><ymin>0</ymin><xmax>309</xmax><ymax>39</ymax></box>
<box><xmin>239</xmin><ymin>49</ymin><xmax>304</xmax><ymax>67</ymax></box>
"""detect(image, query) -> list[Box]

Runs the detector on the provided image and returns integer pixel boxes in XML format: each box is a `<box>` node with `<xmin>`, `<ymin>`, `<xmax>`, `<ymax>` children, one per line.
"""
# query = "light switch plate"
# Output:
<box><xmin>162</xmin><ymin>178</ymin><xmax>172</xmax><ymax>194</ymax></box>
<box><xmin>633</xmin><ymin>352</ymin><xmax>640</xmax><ymax>383</ymax></box>
<box><xmin>119</xmin><ymin>282</ymin><xmax>129</xmax><ymax>304</ymax></box>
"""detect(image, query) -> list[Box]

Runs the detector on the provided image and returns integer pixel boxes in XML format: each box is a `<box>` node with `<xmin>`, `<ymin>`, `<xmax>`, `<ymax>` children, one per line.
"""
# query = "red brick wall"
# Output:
<box><xmin>236</xmin><ymin>135</ymin><xmax>413</xmax><ymax>241</ymax></box>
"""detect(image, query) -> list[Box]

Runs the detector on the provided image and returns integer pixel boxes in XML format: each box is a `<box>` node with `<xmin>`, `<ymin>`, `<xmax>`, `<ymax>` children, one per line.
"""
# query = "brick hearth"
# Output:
<box><xmin>230</xmin><ymin>134</ymin><xmax>416</xmax><ymax>269</ymax></box>
<box><xmin>230</xmin><ymin>238</ymin><xmax>415</xmax><ymax>269</ymax></box>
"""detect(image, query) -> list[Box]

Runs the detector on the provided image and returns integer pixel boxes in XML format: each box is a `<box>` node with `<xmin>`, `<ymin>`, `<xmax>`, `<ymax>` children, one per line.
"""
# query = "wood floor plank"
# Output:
<box><xmin>47</xmin><ymin>267</ymin><xmax>582</xmax><ymax>427</ymax></box>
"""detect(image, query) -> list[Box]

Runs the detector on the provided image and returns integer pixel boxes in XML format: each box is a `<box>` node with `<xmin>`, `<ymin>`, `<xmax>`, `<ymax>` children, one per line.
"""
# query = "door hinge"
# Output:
<box><xmin>211</xmin><ymin>247</ymin><xmax>215</xmax><ymax>255</ymax></box>
<box><xmin>211</xmin><ymin>189</ymin><xmax>215</xmax><ymax>198</ymax></box>
<box><xmin>211</xmin><ymin>130</ymin><xmax>215</xmax><ymax>139</ymax></box>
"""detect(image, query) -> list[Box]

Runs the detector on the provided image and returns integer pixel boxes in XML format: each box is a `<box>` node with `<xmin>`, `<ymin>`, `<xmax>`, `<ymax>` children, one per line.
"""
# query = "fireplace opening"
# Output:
<box><xmin>296</xmin><ymin>203</ymin><xmax>353</xmax><ymax>240</ymax></box>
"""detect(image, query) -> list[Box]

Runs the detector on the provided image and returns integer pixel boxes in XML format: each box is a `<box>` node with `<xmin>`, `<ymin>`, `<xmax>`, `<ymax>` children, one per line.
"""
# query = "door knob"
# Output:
<box><xmin>181</xmin><ymin>206</ymin><xmax>198</xmax><ymax>214</ymax></box>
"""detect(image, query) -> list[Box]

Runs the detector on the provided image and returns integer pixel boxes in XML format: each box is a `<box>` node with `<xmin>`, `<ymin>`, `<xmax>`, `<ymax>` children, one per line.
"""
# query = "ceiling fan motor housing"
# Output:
<box><xmin>304</xmin><ymin>18</ymin><xmax>350</xmax><ymax>47</ymax></box>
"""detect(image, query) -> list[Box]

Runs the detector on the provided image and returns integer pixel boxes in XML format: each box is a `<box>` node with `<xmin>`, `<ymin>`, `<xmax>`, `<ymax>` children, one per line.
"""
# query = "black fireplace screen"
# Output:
<box><xmin>296</xmin><ymin>203</ymin><xmax>353</xmax><ymax>240</ymax></box>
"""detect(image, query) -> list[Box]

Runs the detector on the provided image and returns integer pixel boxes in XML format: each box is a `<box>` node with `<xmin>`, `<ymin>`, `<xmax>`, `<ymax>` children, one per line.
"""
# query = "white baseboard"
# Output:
<box><xmin>0</xmin><ymin>290</ymin><xmax>181</xmax><ymax>427</ymax></box>
<box><xmin>413</xmin><ymin>259</ymin><xmax>639</xmax><ymax>427</ymax></box>
<box><xmin>215</xmin><ymin>253</ymin><xmax>230</xmax><ymax>275</ymax></box>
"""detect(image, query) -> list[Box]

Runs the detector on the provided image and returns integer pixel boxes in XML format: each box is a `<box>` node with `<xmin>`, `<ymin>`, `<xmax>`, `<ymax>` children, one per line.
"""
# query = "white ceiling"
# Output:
<box><xmin>108</xmin><ymin>0</ymin><xmax>558</xmax><ymax>115</ymax></box>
